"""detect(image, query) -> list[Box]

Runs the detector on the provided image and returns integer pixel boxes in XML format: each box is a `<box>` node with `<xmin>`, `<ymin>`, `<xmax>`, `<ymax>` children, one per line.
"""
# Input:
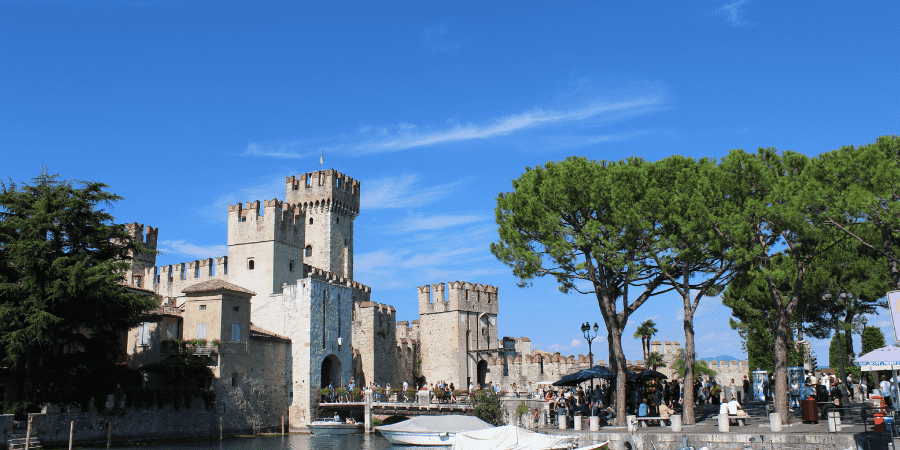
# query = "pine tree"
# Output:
<box><xmin>0</xmin><ymin>169</ymin><xmax>157</xmax><ymax>403</ymax></box>
<box><xmin>861</xmin><ymin>326</ymin><xmax>886</xmax><ymax>355</ymax></box>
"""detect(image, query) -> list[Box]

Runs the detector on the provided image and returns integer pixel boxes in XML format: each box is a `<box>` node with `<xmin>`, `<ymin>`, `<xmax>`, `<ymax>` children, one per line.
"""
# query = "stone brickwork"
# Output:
<box><xmin>416</xmin><ymin>282</ymin><xmax>500</xmax><ymax>388</ymax></box>
<box><xmin>251</xmin><ymin>273</ymin><xmax>359</xmax><ymax>427</ymax></box>
<box><xmin>285</xmin><ymin>170</ymin><xmax>359</xmax><ymax>280</ymax></box>
<box><xmin>352</xmin><ymin>302</ymin><xmax>398</xmax><ymax>387</ymax></box>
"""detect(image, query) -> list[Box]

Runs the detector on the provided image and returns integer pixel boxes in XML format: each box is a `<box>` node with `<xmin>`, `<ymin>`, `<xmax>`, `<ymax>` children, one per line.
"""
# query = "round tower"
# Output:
<box><xmin>285</xmin><ymin>169</ymin><xmax>360</xmax><ymax>280</ymax></box>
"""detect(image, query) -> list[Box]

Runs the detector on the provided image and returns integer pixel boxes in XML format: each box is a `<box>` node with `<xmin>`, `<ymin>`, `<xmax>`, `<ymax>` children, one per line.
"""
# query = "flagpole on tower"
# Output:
<box><xmin>319</xmin><ymin>150</ymin><xmax>324</xmax><ymax>170</ymax></box>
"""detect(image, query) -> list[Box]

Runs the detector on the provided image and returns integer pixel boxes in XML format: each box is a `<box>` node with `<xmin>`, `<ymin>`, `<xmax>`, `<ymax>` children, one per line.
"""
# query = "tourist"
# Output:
<box><xmin>847</xmin><ymin>373</ymin><xmax>855</xmax><ymax>400</ymax></box>
<box><xmin>710</xmin><ymin>381</ymin><xmax>722</xmax><ymax>407</ymax></box>
<box><xmin>638</xmin><ymin>398</ymin><xmax>649</xmax><ymax>417</ymax></box>
<box><xmin>742</xmin><ymin>375</ymin><xmax>750</xmax><ymax>403</ymax></box>
<box><xmin>512</xmin><ymin>382</ymin><xmax>520</xmax><ymax>397</ymax></box>
<box><xmin>527</xmin><ymin>381</ymin><xmax>534</xmax><ymax>398</ymax></box>
<box><xmin>790</xmin><ymin>376</ymin><xmax>801</xmax><ymax>408</ymax></box>
<box><xmin>726</xmin><ymin>397</ymin><xmax>746</xmax><ymax>424</ymax></box>
<box><xmin>449</xmin><ymin>383</ymin><xmax>456</xmax><ymax>403</ymax></box>
<box><xmin>881</xmin><ymin>375</ymin><xmax>891</xmax><ymax>398</ymax></box>
<box><xmin>729</xmin><ymin>379</ymin><xmax>737</xmax><ymax>402</ymax></box>
<box><xmin>402</xmin><ymin>380</ymin><xmax>409</xmax><ymax>401</ymax></box>
<box><xmin>652</xmin><ymin>398</ymin><xmax>667</xmax><ymax>423</ymax></box>
<box><xmin>718</xmin><ymin>399</ymin><xmax>728</xmax><ymax>416</ymax></box>
<box><xmin>859</xmin><ymin>377</ymin><xmax>868</xmax><ymax>400</ymax></box>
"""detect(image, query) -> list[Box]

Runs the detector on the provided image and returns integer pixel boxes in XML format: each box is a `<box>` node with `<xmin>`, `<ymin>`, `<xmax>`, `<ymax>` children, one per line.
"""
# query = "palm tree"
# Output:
<box><xmin>646</xmin><ymin>352</ymin><xmax>666</xmax><ymax>371</ymax></box>
<box><xmin>633</xmin><ymin>319</ymin><xmax>658</xmax><ymax>361</ymax></box>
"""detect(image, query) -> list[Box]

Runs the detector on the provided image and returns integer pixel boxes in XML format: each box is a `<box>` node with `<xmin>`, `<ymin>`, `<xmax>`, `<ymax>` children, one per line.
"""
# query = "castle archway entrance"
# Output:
<box><xmin>477</xmin><ymin>360</ymin><xmax>488</xmax><ymax>388</ymax></box>
<box><xmin>321</xmin><ymin>354</ymin><xmax>342</xmax><ymax>389</ymax></box>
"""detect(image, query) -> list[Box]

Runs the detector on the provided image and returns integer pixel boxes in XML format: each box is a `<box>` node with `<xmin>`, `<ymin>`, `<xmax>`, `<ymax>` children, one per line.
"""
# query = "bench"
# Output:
<box><xmin>634</xmin><ymin>416</ymin><xmax>668</xmax><ymax>427</ymax></box>
<box><xmin>727</xmin><ymin>414</ymin><xmax>747</xmax><ymax>426</ymax></box>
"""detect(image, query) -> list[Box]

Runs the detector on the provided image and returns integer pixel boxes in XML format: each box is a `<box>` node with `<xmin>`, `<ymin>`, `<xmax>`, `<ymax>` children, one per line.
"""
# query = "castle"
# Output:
<box><xmin>121</xmin><ymin>168</ymin><xmax>748</xmax><ymax>429</ymax></box>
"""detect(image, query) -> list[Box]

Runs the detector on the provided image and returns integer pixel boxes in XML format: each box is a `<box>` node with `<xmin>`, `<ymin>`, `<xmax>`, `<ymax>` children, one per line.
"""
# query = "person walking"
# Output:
<box><xmin>860</xmin><ymin>377</ymin><xmax>868</xmax><ymax>400</ymax></box>
<box><xmin>742</xmin><ymin>375</ymin><xmax>750</xmax><ymax>403</ymax></box>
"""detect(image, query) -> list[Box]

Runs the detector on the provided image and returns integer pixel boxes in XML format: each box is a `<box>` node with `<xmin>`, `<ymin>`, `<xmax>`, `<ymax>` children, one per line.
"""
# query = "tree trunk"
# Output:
<box><xmin>773</xmin><ymin>304</ymin><xmax>791</xmax><ymax>421</ymax></box>
<box><xmin>610</xmin><ymin>328</ymin><xmax>628</xmax><ymax>426</ymax></box>
<box><xmin>883</xmin><ymin>225</ymin><xmax>900</xmax><ymax>290</ymax></box>
<box><xmin>682</xmin><ymin>299</ymin><xmax>696</xmax><ymax>425</ymax></box>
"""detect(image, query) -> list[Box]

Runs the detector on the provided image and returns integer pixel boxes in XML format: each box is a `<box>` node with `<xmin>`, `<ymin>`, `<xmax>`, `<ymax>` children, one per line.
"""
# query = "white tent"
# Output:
<box><xmin>855</xmin><ymin>346</ymin><xmax>900</xmax><ymax>404</ymax></box>
<box><xmin>854</xmin><ymin>346</ymin><xmax>900</xmax><ymax>371</ymax></box>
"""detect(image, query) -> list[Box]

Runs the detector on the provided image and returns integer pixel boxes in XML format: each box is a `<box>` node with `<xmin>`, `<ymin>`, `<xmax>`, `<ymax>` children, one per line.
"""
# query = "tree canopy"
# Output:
<box><xmin>0</xmin><ymin>169</ymin><xmax>157</xmax><ymax>403</ymax></box>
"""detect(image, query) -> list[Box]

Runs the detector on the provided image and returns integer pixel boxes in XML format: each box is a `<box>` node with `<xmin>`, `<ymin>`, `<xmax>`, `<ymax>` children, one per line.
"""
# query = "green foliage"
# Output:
<box><xmin>371</xmin><ymin>417</ymin><xmax>383</xmax><ymax>427</ymax></box>
<box><xmin>862</xmin><ymin>326</ymin><xmax>886</xmax><ymax>355</ymax></box>
<box><xmin>470</xmin><ymin>389</ymin><xmax>504</xmax><ymax>426</ymax></box>
<box><xmin>0</xmin><ymin>169</ymin><xmax>158</xmax><ymax>403</ymax></box>
<box><xmin>645</xmin><ymin>352</ymin><xmax>666</xmax><ymax>370</ymax></box>
<box><xmin>633</xmin><ymin>319</ymin><xmax>658</xmax><ymax>361</ymax></box>
<box><xmin>516</xmin><ymin>401</ymin><xmax>529</xmax><ymax>417</ymax></box>
<box><xmin>671</xmin><ymin>349</ymin><xmax>716</xmax><ymax>378</ymax></box>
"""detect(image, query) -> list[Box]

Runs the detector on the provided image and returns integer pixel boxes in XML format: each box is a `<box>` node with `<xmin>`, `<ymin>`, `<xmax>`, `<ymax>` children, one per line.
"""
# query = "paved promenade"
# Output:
<box><xmin>535</xmin><ymin>400</ymin><xmax>894</xmax><ymax>450</ymax></box>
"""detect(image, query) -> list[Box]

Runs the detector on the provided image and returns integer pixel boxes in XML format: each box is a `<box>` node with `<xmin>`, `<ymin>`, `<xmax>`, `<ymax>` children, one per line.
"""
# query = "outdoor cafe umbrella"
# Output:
<box><xmin>635</xmin><ymin>370</ymin><xmax>668</xmax><ymax>381</ymax></box>
<box><xmin>552</xmin><ymin>365</ymin><xmax>631</xmax><ymax>387</ymax></box>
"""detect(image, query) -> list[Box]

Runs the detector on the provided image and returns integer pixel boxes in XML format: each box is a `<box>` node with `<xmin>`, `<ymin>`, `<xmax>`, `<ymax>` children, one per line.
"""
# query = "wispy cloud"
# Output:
<box><xmin>422</xmin><ymin>21</ymin><xmax>463</xmax><ymax>54</ymax></box>
<box><xmin>198</xmin><ymin>173</ymin><xmax>294</xmax><ymax>222</ymax></box>
<box><xmin>243</xmin><ymin>94</ymin><xmax>666</xmax><ymax>159</ymax></box>
<box><xmin>243</xmin><ymin>142</ymin><xmax>320</xmax><ymax>159</ymax></box>
<box><xmin>390</xmin><ymin>213</ymin><xmax>486</xmax><ymax>234</ymax></box>
<box><xmin>714</xmin><ymin>0</ymin><xmax>753</xmax><ymax>27</ymax></box>
<box><xmin>351</xmin><ymin>98</ymin><xmax>663</xmax><ymax>154</ymax></box>
<box><xmin>361</xmin><ymin>174</ymin><xmax>469</xmax><ymax>209</ymax></box>
<box><xmin>158</xmin><ymin>240</ymin><xmax>228</xmax><ymax>258</ymax></box>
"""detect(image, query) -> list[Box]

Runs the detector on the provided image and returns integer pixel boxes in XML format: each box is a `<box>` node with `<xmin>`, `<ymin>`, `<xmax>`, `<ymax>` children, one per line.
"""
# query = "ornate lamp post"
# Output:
<box><xmin>582</xmin><ymin>322</ymin><xmax>599</xmax><ymax>389</ymax></box>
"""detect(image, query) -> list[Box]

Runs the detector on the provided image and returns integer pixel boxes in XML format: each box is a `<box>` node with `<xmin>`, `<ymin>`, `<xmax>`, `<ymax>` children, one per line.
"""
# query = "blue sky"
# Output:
<box><xmin>2</xmin><ymin>0</ymin><xmax>898</xmax><ymax>366</ymax></box>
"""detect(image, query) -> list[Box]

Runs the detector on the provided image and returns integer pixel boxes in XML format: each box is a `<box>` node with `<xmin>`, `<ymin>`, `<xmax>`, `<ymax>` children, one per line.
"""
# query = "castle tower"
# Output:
<box><xmin>226</xmin><ymin>199</ymin><xmax>305</xmax><ymax>296</ymax></box>
<box><xmin>285</xmin><ymin>170</ymin><xmax>360</xmax><ymax>280</ymax></box>
<box><xmin>124</xmin><ymin>223</ymin><xmax>157</xmax><ymax>290</ymax></box>
<box><xmin>416</xmin><ymin>281</ymin><xmax>499</xmax><ymax>388</ymax></box>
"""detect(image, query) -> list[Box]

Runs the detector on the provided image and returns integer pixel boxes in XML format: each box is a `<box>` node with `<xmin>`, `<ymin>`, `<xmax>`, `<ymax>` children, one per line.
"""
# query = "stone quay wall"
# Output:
<box><xmin>0</xmin><ymin>402</ymin><xmax>278</xmax><ymax>450</ymax></box>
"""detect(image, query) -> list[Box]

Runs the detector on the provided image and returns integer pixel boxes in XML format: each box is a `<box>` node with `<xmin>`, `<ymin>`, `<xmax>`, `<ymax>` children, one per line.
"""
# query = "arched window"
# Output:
<box><xmin>336</xmin><ymin>217</ymin><xmax>340</xmax><ymax>224</ymax></box>
<box><xmin>248</xmin><ymin>259</ymin><xmax>255</xmax><ymax>270</ymax></box>
<box><xmin>305</xmin><ymin>245</ymin><xmax>312</xmax><ymax>257</ymax></box>
<box><xmin>309</xmin><ymin>217</ymin><xmax>314</xmax><ymax>225</ymax></box>
<box><xmin>289</xmin><ymin>260</ymin><xmax>294</xmax><ymax>272</ymax></box>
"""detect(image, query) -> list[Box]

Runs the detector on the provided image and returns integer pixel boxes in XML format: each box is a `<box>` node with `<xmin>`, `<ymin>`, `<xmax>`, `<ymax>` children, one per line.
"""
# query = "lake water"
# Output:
<box><xmin>76</xmin><ymin>433</ymin><xmax>442</xmax><ymax>450</ymax></box>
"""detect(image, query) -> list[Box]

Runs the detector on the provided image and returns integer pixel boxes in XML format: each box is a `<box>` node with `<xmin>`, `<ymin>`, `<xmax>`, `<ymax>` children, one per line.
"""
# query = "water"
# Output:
<box><xmin>76</xmin><ymin>434</ymin><xmax>444</xmax><ymax>450</ymax></box>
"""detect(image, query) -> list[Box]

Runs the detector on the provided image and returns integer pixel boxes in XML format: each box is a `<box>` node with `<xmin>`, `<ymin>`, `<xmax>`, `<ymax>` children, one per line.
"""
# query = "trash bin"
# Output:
<box><xmin>801</xmin><ymin>398</ymin><xmax>819</xmax><ymax>423</ymax></box>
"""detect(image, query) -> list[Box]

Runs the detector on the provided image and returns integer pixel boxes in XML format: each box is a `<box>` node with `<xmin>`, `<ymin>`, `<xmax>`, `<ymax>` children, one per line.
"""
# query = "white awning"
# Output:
<box><xmin>854</xmin><ymin>346</ymin><xmax>900</xmax><ymax>371</ymax></box>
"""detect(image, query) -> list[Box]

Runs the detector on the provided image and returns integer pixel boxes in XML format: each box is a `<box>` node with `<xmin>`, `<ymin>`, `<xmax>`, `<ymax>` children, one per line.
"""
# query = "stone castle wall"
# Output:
<box><xmin>352</xmin><ymin>301</ymin><xmax>399</xmax><ymax>387</ymax></box>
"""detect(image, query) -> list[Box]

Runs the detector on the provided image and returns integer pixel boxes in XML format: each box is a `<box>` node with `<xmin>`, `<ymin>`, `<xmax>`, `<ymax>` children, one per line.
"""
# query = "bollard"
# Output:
<box><xmin>828</xmin><ymin>410</ymin><xmax>841</xmax><ymax>432</ymax></box>
<box><xmin>626</xmin><ymin>415</ymin><xmax>637</xmax><ymax>432</ymax></box>
<box><xmin>769</xmin><ymin>412</ymin><xmax>782</xmax><ymax>432</ymax></box>
<box><xmin>574</xmin><ymin>415</ymin><xmax>582</xmax><ymax>430</ymax></box>
<box><xmin>364</xmin><ymin>389</ymin><xmax>374</xmax><ymax>433</ymax></box>
<box><xmin>590</xmin><ymin>415</ymin><xmax>600</xmax><ymax>431</ymax></box>
<box><xmin>718</xmin><ymin>414</ymin><xmax>730</xmax><ymax>432</ymax></box>
<box><xmin>558</xmin><ymin>413</ymin><xmax>567</xmax><ymax>430</ymax></box>
<box><xmin>69</xmin><ymin>420</ymin><xmax>74</xmax><ymax>450</ymax></box>
<box><xmin>670</xmin><ymin>414</ymin><xmax>682</xmax><ymax>432</ymax></box>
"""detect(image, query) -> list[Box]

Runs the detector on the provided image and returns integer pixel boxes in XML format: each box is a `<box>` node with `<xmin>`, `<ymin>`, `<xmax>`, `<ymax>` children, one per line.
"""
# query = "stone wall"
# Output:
<box><xmin>352</xmin><ymin>301</ymin><xmax>398</xmax><ymax>387</ymax></box>
<box><xmin>251</xmin><ymin>275</ymin><xmax>354</xmax><ymax>428</ymax></box>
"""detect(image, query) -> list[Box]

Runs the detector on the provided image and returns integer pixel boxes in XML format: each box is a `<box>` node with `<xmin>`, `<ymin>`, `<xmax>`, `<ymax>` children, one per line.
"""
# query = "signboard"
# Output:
<box><xmin>888</xmin><ymin>290</ymin><xmax>900</xmax><ymax>341</ymax></box>
<box><xmin>752</xmin><ymin>370</ymin><xmax>767</xmax><ymax>402</ymax></box>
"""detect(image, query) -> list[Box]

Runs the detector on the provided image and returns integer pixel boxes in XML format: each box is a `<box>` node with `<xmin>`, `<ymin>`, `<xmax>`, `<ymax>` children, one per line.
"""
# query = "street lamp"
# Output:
<box><xmin>582</xmin><ymin>322</ymin><xmax>599</xmax><ymax>389</ymax></box>
<box><xmin>823</xmin><ymin>289</ymin><xmax>849</xmax><ymax>384</ymax></box>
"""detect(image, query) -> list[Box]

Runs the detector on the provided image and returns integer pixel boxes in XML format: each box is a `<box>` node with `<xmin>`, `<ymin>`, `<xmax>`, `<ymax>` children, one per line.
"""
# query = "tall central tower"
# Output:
<box><xmin>285</xmin><ymin>169</ymin><xmax>360</xmax><ymax>280</ymax></box>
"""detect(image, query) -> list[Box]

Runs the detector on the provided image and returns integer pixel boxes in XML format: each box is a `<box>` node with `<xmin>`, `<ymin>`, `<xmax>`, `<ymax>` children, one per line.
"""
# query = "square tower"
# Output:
<box><xmin>226</xmin><ymin>199</ymin><xmax>306</xmax><ymax>296</ymax></box>
<box><xmin>417</xmin><ymin>281</ymin><xmax>499</xmax><ymax>388</ymax></box>
<box><xmin>285</xmin><ymin>170</ymin><xmax>360</xmax><ymax>280</ymax></box>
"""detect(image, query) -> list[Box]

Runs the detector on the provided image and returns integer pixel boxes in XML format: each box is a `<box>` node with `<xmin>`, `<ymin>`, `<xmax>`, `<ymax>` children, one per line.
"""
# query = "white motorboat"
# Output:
<box><xmin>306</xmin><ymin>417</ymin><xmax>364</xmax><ymax>435</ymax></box>
<box><xmin>375</xmin><ymin>415</ymin><xmax>493</xmax><ymax>446</ymax></box>
<box><xmin>452</xmin><ymin>425</ymin><xmax>609</xmax><ymax>450</ymax></box>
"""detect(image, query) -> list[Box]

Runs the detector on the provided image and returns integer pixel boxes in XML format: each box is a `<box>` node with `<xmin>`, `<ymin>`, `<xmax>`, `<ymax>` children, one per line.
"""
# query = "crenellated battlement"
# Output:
<box><xmin>418</xmin><ymin>281</ymin><xmax>499</xmax><ymax>315</ymax></box>
<box><xmin>285</xmin><ymin>169</ymin><xmax>361</xmax><ymax>217</ymax></box>
<box><xmin>227</xmin><ymin>199</ymin><xmax>304</xmax><ymax>247</ymax></box>
<box><xmin>302</xmin><ymin>263</ymin><xmax>371</xmax><ymax>303</ymax></box>
<box><xmin>124</xmin><ymin>223</ymin><xmax>158</xmax><ymax>264</ymax></box>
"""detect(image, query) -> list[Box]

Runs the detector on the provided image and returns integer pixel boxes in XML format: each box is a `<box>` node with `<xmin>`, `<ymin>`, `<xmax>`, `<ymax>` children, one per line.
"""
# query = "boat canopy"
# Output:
<box><xmin>376</xmin><ymin>414</ymin><xmax>492</xmax><ymax>433</ymax></box>
<box><xmin>452</xmin><ymin>425</ymin><xmax>575</xmax><ymax>450</ymax></box>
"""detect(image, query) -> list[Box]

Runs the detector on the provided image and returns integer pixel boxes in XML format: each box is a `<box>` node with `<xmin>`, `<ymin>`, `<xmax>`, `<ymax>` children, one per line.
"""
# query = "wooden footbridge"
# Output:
<box><xmin>317</xmin><ymin>390</ymin><xmax>475</xmax><ymax>432</ymax></box>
